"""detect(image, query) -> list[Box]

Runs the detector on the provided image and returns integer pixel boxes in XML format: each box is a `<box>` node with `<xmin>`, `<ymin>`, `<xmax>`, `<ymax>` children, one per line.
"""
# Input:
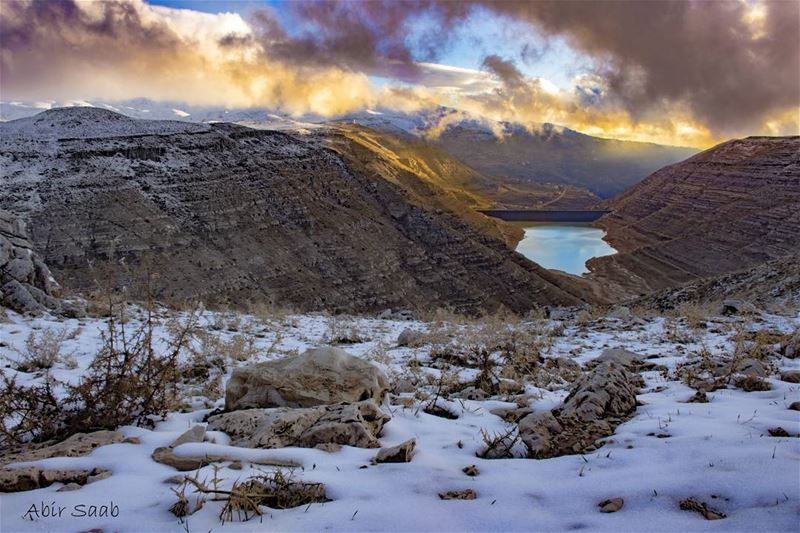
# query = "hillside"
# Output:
<box><xmin>0</xmin><ymin>107</ymin><xmax>593</xmax><ymax>314</ymax></box>
<box><xmin>591</xmin><ymin>136</ymin><xmax>800</xmax><ymax>297</ymax></box>
<box><xmin>339</xmin><ymin>108</ymin><xmax>697</xmax><ymax>199</ymax></box>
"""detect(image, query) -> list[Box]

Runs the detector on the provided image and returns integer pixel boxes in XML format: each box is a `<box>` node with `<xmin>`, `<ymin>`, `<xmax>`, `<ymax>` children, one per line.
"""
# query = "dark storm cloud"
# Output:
<box><xmin>474</xmin><ymin>0</ymin><xmax>800</xmax><ymax>134</ymax></box>
<box><xmin>246</xmin><ymin>0</ymin><xmax>469</xmax><ymax>83</ymax></box>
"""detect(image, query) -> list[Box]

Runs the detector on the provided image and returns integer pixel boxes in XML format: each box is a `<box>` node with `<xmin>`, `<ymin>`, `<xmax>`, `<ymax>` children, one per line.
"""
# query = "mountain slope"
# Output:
<box><xmin>339</xmin><ymin>108</ymin><xmax>697</xmax><ymax>199</ymax></box>
<box><xmin>590</xmin><ymin>136</ymin><xmax>800</xmax><ymax>297</ymax></box>
<box><xmin>0</xmin><ymin>107</ymin><xmax>593</xmax><ymax>314</ymax></box>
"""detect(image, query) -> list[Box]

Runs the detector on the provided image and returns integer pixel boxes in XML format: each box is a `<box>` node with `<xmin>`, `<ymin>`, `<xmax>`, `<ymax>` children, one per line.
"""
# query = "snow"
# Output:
<box><xmin>0</xmin><ymin>307</ymin><xmax>798</xmax><ymax>532</ymax></box>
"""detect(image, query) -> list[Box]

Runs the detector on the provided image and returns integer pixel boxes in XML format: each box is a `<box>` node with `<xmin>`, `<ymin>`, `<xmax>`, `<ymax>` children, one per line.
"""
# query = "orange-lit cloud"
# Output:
<box><xmin>1</xmin><ymin>0</ymin><xmax>797</xmax><ymax>147</ymax></box>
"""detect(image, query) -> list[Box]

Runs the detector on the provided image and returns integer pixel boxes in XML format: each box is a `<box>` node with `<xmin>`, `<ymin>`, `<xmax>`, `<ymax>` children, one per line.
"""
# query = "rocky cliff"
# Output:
<box><xmin>591</xmin><ymin>136</ymin><xmax>800</xmax><ymax>298</ymax></box>
<box><xmin>0</xmin><ymin>210</ymin><xmax>62</xmax><ymax>315</ymax></box>
<box><xmin>0</xmin><ymin>107</ymin><xmax>592</xmax><ymax>314</ymax></box>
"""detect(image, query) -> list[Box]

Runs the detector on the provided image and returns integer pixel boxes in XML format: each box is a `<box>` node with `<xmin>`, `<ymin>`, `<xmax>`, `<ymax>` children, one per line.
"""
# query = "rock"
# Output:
<box><xmin>171</xmin><ymin>426</ymin><xmax>206</xmax><ymax>447</ymax></box>
<box><xmin>57</xmin><ymin>483</ymin><xmax>82</xmax><ymax>492</ymax></box>
<box><xmin>721</xmin><ymin>299</ymin><xmax>759</xmax><ymax>316</ymax></box>
<box><xmin>315</xmin><ymin>443</ymin><xmax>342</xmax><ymax>453</ymax></box>
<box><xmin>123</xmin><ymin>436</ymin><xmax>141</xmax><ymax>444</ymax></box>
<box><xmin>208</xmin><ymin>400</ymin><xmax>390</xmax><ymax>450</ymax></box>
<box><xmin>225</xmin><ymin>347</ymin><xmax>389</xmax><ymax>410</ymax></box>
<box><xmin>593</xmin><ymin>348</ymin><xmax>642</xmax><ymax>368</ymax></box>
<box><xmin>462</xmin><ymin>465</ymin><xmax>479</xmax><ymax>476</ymax></box>
<box><xmin>789</xmin><ymin>401</ymin><xmax>800</xmax><ymax>411</ymax></box>
<box><xmin>598</xmin><ymin>498</ymin><xmax>624</xmax><ymax>513</ymax></box>
<box><xmin>679</xmin><ymin>498</ymin><xmax>726</xmax><ymax>520</ymax></box>
<box><xmin>734</xmin><ymin>375</ymin><xmax>771</xmax><ymax>392</ymax></box>
<box><xmin>782</xmin><ymin>333</ymin><xmax>800</xmax><ymax>359</ymax></box>
<box><xmin>519</xmin><ymin>361</ymin><xmax>638</xmax><ymax>458</ymax></box>
<box><xmin>373</xmin><ymin>439</ymin><xmax>415</xmax><ymax>463</ymax></box>
<box><xmin>0</xmin><ymin>210</ymin><xmax>61</xmax><ymax>316</ymax></box>
<box><xmin>151</xmin><ymin>425</ymin><xmax>221</xmax><ymax>471</ymax></box>
<box><xmin>779</xmin><ymin>370</ymin><xmax>800</xmax><ymax>383</ymax></box>
<box><xmin>397</xmin><ymin>329</ymin><xmax>425</xmax><ymax>347</ymax></box>
<box><xmin>0</xmin><ymin>466</ymin><xmax>110</xmax><ymax>493</ymax></box>
<box><xmin>452</xmin><ymin>386</ymin><xmax>488</xmax><ymax>401</ymax></box>
<box><xmin>439</xmin><ymin>489</ymin><xmax>477</xmax><ymax>500</ymax></box>
<box><xmin>686</xmin><ymin>391</ymin><xmax>709</xmax><ymax>403</ymax></box>
<box><xmin>0</xmin><ymin>430</ymin><xmax>124</xmax><ymax>466</ymax></box>
<box><xmin>737</xmin><ymin>358</ymin><xmax>767</xmax><ymax>378</ymax></box>
<box><xmin>768</xmin><ymin>427</ymin><xmax>791</xmax><ymax>437</ymax></box>
<box><xmin>490</xmin><ymin>406</ymin><xmax>533</xmax><ymax>423</ymax></box>
<box><xmin>228</xmin><ymin>460</ymin><xmax>243</xmax><ymax>470</ymax></box>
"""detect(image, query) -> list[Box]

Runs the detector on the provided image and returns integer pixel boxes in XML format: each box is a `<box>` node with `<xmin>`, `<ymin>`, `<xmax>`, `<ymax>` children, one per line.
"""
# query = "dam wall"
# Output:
<box><xmin>478</xmin><ymin>210</ymin><xmax>609</xmax><ymax>222</ymax></box>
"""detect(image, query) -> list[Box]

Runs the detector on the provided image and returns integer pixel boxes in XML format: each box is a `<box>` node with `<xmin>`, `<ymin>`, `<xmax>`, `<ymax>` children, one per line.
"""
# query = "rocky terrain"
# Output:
<box><xmin>591</xmin><ymin>136</ymin><xmax>800</xmax><ymax>299</ymax></box>
<box><xmin>0</xmin><ymin>107</ymin><xmax>594</xmax><ymax>315</ymax></box>
<box><xmin>0</xmin><ymin>300</ymin><xmax>797</xmax><ymax>531</ymax></box>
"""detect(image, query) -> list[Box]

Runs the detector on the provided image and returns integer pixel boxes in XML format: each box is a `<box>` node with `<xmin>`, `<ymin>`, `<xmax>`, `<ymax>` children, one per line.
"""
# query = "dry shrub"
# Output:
<box><xmin>325</xmin><ymin>316</ymin><xmax>368</xmax><ymax>345</ymax></box>
<box><xmin>677</xmin><ymin>302</ymin><xmax>714</xmax><ymax>329</ymax></box>
<box><xmin>172</xmin><ymin>468</ymin><xmax>328</xmax><ymax>524</ymax></box>
<box><xmin>0</xmin><ymin>303</ymin><xmax>197</xmax><ymax>446</ymax></box>
<box><xmin>14</xmin><ymin>327</ymin><xmax>72</xmax><ymax>372</ymax></box>
<box><xmin>428</xmin><ymin>317</ymin><xmax>552</xmax><ymax>394</ymax></box>
<box><xmin>477</xmin><ymin>426</ymin><xmax>521</xmax><ymax>459</ymax></box>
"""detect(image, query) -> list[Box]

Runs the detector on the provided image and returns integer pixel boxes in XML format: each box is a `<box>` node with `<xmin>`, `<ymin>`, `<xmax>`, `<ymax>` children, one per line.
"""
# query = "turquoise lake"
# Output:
<box><xmin>514</xmin><ymin>222</ymin><xmax>617</xmax><ymax>275</ymax></box>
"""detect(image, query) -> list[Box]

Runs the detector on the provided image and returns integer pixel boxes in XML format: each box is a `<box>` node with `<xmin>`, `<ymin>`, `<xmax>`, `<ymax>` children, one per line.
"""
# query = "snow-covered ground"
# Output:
<box><xmin>0</xmin><ymin>306</ymin><xmax>798</xmax><ymax>532</ymax></box>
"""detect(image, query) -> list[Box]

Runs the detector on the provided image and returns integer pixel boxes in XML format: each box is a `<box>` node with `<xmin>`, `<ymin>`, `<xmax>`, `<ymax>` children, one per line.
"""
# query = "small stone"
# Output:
<box><xmin>598</xmin><ymin>498</ymin><xmax>624</xmax><ymax>513</ymax></box>
<box><xmin>768</xmin><ymin>427</ymin><xmax>790</xmax><ymax>437</ymax></box>
<box><xmin>171</xmin><ymin>425</ymin><xmax>206</xmax><ymax>447</ymax></box>
<box><xmin>57</xmin><ymin>483</ymin><xmax>82</xmax><ymax>492</ymax></box>
<box><xmin>163</xmin><ymin>475</ymin><xmax>187</xmax><ymax>485</ymax></box>
<box><xmin>686</xmin><ymin>391</ymin><xmax>708</xmax><ymax>403</ymax></box>
<box><xmin>679</xmin><ymin>498</ymin><xmax>726</xmax><ymax>520</ymax></box>
<box><xmin>87</xmin><ymin>470</ymin><xmax>112</xmax><ymax>484</ymax></box>
<box><xmin>439</xmin><ymin>489</ymin><xmax>477</xmax><ymax>500</ymax></box>
<box><xmin>228</xmin><ymin>460</ymin><xmax>243</xmax><ymax>470</ymax></box>
<box><xmin>123</xmin><ymin>436</ymin><xmax>141</xmax><ymax>444</ymax></box>
<box><xmin>374</xmin><ymin>439</ymin><xmax>416</xmax><ymax>463</ymax></box>
<box><xmin>789</xmin><ymin>401</ymin><xmax>800</xmax><ymax>411</ymax></box>
<box><xmin>397</xmin><ymin>329</ymin><xmax>424</xmax><ymax>347</ymax></box>
<box><xmin>779</xmin><ymin>371</ymin><xmax>800</xmax><ymax>384</ymax></box>
<box><xmin>462</xmin><ymin>465</ymin><xmax>479</xmax><ymax>477</ymax></box>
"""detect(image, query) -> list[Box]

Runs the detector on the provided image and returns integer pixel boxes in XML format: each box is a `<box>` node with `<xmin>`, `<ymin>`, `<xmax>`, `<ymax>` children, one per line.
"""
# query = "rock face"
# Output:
<box><xmin>0</xmin><ymin>209</ymin><xmax>60</xmax><ymax>315</ymax></box>
<box><xmin>207</xmin><ymin>400</ymin><xmax>389</xmax><ymax>449</ymax></box>
<box><xmin>0</xmin><ymin>107</ymin><xmax>592</xmax><ymax>315</ymax></box>
<box><xmin>225</xmin><ymin>347</ymin><xmax>389</xmax><ymax>410</ymax></box>
<box><xmin>519</xmin><ymin>360</ymin><xmax>638</xmax><ymax>458</ymax></box>
<box><xmin>592</xmin><ymin>137</ymin><xmax>800</xmax><ymax>297</ymax></box>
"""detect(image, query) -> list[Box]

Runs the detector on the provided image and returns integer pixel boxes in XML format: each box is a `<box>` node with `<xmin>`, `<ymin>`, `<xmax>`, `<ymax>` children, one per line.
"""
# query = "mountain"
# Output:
<box><xmin>338</xmin><ymin>107</ymin><xmax>698</xmax><ymax>199</ymax></box>
<box><xmin>320</xmin><ymin>122</ymin><xmax>599</xmax><ymax>210</ymax></box>
<box><xmin>590</xmin><ymin>136</ymin><xmax>800</xmax><ymax>298</ymax></box>
<box><xmin>0</xmin><ymin>107</ymin><xmax>595</xmax><ymax>314</ymax></box>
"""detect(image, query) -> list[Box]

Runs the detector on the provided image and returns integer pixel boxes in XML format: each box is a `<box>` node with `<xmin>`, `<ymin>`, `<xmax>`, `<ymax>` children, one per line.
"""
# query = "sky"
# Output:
<box><xmin>1</xmin><ymin>0</ymin><xmax>798</xmax><ymax>147</ymax></box>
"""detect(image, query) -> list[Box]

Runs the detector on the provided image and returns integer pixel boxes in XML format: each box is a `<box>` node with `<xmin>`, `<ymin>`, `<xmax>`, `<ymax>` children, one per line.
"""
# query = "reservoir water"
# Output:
<box><xmin>514</xmin><ymin>222</ymin><xmax>617</xmax><ymax>275</ymax></box>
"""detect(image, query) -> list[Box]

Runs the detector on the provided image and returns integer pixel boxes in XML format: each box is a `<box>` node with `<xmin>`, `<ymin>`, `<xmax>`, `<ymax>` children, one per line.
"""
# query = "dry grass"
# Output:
<box><xmin>13</xmin><ymin>327</ymin><xmax>72</xmax><ymax>372</ymax></box>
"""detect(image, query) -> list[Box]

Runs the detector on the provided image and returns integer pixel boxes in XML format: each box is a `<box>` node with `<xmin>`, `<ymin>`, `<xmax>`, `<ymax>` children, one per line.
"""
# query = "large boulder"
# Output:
<box><xmin>225</xmin><ymin>347</ymin><xmax>389</xmax><ymax>410</ymax></box>
<box><xmin>519</xmin><ymin>361</ymin><xmax>638</xmax><ymax>458</ymax></box>
<box><xmin>207</xmin><ymin>400</ymin><xmax>389</xmax><ymax>449</ymax></box>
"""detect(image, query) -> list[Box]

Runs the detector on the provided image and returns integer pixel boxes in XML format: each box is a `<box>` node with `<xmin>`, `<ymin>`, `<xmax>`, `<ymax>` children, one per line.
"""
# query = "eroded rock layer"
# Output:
<box><xmin>0</xmin><ymin>108</ymin><xmax>590</xmax><ymax>314</ymax></box>
<box><xmin>592</xmin><ymin>136</ymin><xmax>800</xmax><ymax>297</ymax></box>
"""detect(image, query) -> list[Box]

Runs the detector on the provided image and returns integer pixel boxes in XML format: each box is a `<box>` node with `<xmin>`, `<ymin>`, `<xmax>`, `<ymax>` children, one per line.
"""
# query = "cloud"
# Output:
<box><xmin>0</xmin><ymin>0</ymin><xmax>796</xmax><ymax>146</ymax></box>
<box><xmin>0</xmin><ymin>0</ymin><xmax>377</xmax><ymax>115</ymax></box>
<box><xmin>475</xmin><ymin>0</ymin><xmax>800</xmax><ymax>137</ymax></box>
